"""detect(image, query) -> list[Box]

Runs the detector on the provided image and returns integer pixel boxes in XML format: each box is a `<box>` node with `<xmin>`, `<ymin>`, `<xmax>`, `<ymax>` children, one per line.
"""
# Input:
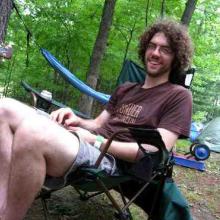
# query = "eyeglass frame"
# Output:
<box><xmin>146</xmin><ymin>42</ymin><xmax>173</xmax><ymax>56</ymax></box>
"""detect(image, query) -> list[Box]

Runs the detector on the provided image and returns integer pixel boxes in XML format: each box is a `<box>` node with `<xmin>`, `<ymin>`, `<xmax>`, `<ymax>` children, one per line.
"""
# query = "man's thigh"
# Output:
<box><xmin>0</xmin><ymin>98</ymin><xmax>80</xmax><ymax>178</ymax></box>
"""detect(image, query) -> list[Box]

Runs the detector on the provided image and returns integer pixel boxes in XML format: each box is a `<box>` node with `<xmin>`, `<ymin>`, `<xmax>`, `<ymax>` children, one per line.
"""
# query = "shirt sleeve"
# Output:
<box><xmin>105</xmin><ymin>82</ymin><xmax>135</xmax><ymax>114</ymax></box>
<box><xmin>158</xmin><ymin>89</ymin><xmax>192</xmax><ymax>138</ymax></box>
<box><xmin>105</xmin><ymin>86</ymin><xmax>120</xmax><ymax>114</ymax></box>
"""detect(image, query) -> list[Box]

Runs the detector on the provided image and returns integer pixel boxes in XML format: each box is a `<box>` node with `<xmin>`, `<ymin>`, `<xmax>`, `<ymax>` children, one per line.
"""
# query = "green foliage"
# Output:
<box><xmin>176</xmin><ymin>139</ymin><xmax>191</xmax><ymax>153</ymax></box>
<box><xmin>189</xmin><ymin>0</ymin><xmax>220</xmax><ymax>122</ymax></box>
<box><xmin>0</xmin><ymin>0</ymin><xmax>220</xmax><ymax>122</ymax></box>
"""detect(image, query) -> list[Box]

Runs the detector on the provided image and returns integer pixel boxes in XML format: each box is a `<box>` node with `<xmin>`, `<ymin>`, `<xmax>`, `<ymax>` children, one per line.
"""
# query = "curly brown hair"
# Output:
<box><xmin>138</xmin><ymin>19</ymin><xmax>193</xmax><ymax>84</ymax></box>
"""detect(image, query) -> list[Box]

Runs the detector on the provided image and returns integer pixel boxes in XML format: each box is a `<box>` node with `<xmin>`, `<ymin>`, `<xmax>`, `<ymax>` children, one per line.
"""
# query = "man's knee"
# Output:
<box><xmin>16</xmin><ymin>117</ymin><xmax>42</xmax><ymax>140</ymax></box>
<box><xmin>0</xmin><ymin>98</ymin><xmax>18</xmax><ymax>119</ymax></box>
<box><xmin>0</xmin><ymin>98</ymin><xmax>36</xmax><ymax>131</ymax></box>
<box><xmin>14</xmin><ymin>115</ymin><xmax>58</xmax><ymax>153</ymax></box>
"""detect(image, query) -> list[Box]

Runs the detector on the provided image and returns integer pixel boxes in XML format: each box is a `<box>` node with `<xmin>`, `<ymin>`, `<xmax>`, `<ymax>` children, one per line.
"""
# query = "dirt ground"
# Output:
<box><xmin>25</xmin><ymin>153</ymin><xmax>220</xmax><ymax>220</ymax></box>
<box><xmin>174</xmin><ymin>153</ymin><xmax>220</xmax><ymax>220</ymax></box>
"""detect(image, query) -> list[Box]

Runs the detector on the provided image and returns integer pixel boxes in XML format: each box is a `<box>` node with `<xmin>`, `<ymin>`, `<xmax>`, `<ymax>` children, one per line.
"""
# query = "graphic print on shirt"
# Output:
<box><xmin>115</xmin><ymin>103</ymin><xmax>143</xmax><ymax>124</ymax></box>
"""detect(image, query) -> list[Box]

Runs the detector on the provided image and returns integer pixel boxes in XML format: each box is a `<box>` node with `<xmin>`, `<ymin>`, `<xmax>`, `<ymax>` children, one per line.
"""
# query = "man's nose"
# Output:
<box><xmin>152</xmin><ymin>46</ymin><xmax>160</xmax><ymax>56</ymax></box>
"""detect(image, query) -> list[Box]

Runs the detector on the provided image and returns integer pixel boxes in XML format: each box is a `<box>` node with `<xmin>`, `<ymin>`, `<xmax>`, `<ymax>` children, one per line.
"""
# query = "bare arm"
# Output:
<box><xmin>50</xmin><ymin>107</ymin><xmax>110</xmax><ymax>131</ymax></box>
<box><xmin>77</xmin><ymin>110</ymin><xmax>110</xmax><ymax>131</ymax></box>
<box><xmin>72</xmin><ymin>126</ymin><xmax>178</xmax><ymax>162</ymax></box>
<box><xmin>98</xmin><ymin>128</ymin><xmax>178</xmax><ymax>161</ymax></box>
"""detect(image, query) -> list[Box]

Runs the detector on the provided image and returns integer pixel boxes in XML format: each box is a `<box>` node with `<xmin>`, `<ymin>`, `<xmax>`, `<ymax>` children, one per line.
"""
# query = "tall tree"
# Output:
<box><xmin>145</xmin><ymin>0</ymin><xmax>150</xmax><ymax>27</ymax></box>
<box><xmin>181</xmin><ymin>0</ymin><xmax>197</xmax><ymax>26</ymax></box>
<box><xmin>0</xmin><ymin>0</ymin><xmax>13</xmax><ymax>43</ymax></box>
<box><xmin>78</xmin><ymin>0</ymin><xmax>117</xmax><ymax>116</ymax></box>
<box><xmin>160</xmin><ymin>0</ymin><xmax>166</xmax><ymax>18</ymax></box>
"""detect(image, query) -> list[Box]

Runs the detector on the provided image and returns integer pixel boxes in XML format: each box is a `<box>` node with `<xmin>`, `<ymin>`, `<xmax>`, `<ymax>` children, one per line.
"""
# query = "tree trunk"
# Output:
<box><xmin>122</xmin><ymin>21</ymin><xmax>136</xmax><ymax>64</ymax></box>
<box><xmin>181</xmin><ymin>0</ymin><xmax>197</xmax><ymax>26</ymax></box>
<box><xmin>160</xmin><ymin>0</ymin><xmax>166</xmax><ymax>18</ymax></box>
<box><xmin>0</xmin><ymin>0</ymin><xmax>13</xmax><ymax>43</ymax></box>
<box><xmin>145</xmin><ymin>0</ymin><xmax>150</xmax><ymax>27</ymax></box>
<box><xmin>78</xmin><ymin>0</ymin><xmax>117</xmax><ymax>116</ymax></box>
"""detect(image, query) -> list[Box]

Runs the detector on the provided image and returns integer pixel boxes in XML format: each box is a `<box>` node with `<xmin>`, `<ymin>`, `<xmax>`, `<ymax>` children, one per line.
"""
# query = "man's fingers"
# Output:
<box><xmin>50</xmin><ymin>108</ymin><xmax>73</xmax><ymax>125</ymax></box>
<box><xmin>64</xmin><ymin>118</ymin><xmax>78</xmax><ymax>126</ymax></box>
<box><xmin>50</xmin><ymin>110</ymin><xmax>60</xmax><ymax>121</ymax></box>
<box><xmin>50</xmin><ymin>109</ymin><xmax>65</xmax><ymax>123</ymax></box>
<box><xmin>57</xmin><ymin>111</ymin><xmax>66</xmax><ymax>124</ymax></box>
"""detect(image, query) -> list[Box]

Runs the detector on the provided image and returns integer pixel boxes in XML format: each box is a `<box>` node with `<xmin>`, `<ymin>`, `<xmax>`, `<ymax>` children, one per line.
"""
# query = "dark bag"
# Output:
<box><xmin>120</xmin><ymin>177</ymin><xmax>193</xmax><ymax>220</ymax></box>
<box><xmin>155</xmin><ymin>177</ymin><xmax>193</xmax><ymax>220</ymax></box>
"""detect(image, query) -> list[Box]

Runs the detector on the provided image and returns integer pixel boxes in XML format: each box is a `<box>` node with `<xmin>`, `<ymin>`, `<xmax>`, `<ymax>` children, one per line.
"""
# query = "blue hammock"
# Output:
<box><xmin>41</xmin><ymin>48</ymin><xmax>110</xmax><ymax>104</ymax></box>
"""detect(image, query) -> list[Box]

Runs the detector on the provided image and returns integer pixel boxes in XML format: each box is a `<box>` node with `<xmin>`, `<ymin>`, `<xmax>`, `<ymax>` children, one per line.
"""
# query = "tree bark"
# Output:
<box><xmin>0</xmin><ymin>0</ymin><xmax>13</xmax><ymax>43</ymax></box>
<box><xmin>160</xmin><ymin>0</ymin><xmax>166</xmax><ymax>18</ymax></box>
<box><xmin>122</xmin><ymin>21</ymin><xmax>136</xmax><ymax>64</ymax></box>
<box><xmin>78</xmin><ymin>0</ymin><xmax>117</xmax><ymax>116</ymax></box>
<box><xmin>145</xmin><ymin>0</ymin><xmax>150</xmax><ymax>27</ymax></box>
<box><xmin>181</xmin><ymin>0</ymin><xmax>197</xmax><ymax>26</ymax></box>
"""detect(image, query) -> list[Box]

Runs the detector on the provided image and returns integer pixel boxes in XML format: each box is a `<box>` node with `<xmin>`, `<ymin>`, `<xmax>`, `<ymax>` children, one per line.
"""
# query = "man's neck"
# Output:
<box><xmin>142</xmin><ymin>75</ymin><xmax>169</xmax><ymax>89</ymax></box>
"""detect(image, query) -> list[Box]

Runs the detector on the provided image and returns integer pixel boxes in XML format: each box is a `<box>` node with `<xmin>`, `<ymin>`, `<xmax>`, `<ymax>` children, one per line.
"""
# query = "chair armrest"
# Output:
<box><xmin>94</xmin><ymin>128</ymin><xmax>169</xmax><ymax>169</ymax></box>
<box><xmin>21</xmin><ymin>81</ymin><xmax>90</xmax><ymax>119</ymax></box>
<box><xmin>94</xmin><ymin>129</ymin><xmax>129</xmax><ymax>168</ymax></box>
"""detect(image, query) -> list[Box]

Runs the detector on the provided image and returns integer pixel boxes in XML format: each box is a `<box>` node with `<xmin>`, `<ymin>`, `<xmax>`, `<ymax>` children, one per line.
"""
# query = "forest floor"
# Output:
<box><xmin>25</xmin><ymin>152</ymin><xmax>220</xmax><ymax>220</ymax></box>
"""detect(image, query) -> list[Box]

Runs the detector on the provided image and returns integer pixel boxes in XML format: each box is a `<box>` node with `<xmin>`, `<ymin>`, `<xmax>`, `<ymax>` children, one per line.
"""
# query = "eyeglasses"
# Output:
<box><xmin>147</xmin><ymin>42</ymin><xmax>173</xmax><ymax>55</ymax></box>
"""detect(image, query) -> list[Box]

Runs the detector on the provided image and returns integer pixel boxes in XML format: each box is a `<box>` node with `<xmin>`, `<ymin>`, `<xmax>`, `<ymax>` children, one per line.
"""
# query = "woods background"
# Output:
<box><xmin>0</xmin><ymin>0</ymin><xmax>219</xmax><ymax>121</ymax></box>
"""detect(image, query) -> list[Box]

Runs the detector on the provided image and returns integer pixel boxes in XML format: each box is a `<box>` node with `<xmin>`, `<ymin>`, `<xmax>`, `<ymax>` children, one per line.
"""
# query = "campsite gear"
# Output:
<box><xmin>189</xmin><ymin>143</ymin><xmax>210</xmax><ymax>160</ymax></box>
<box><xmin>195</xmin><ymin>117</ymin><xmax>220</xmax><ymax>153</ymax></box>
<box><xmin>35</xmin><ymin>90</ymin><xmax>53</xmax><ymax>112</ymax></box>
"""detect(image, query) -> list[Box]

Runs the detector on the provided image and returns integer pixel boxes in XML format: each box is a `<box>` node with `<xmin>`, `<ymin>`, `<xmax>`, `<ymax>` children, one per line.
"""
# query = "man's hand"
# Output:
<box><xmin>50</xmin><ymin>107</ymin><xmax>81</xmax><ymax>128</ymax></box>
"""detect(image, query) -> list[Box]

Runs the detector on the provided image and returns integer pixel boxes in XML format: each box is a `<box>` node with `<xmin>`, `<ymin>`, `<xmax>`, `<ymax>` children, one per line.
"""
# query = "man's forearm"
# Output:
<box><xmin>99</xmin><ymin>139</ymin><xmax>159</xmax><ymax>162</ymax></box>
<box><xmin>77</xmin><ymin>110</ymin><xmax>110</xmax><ymax>132</ymax></box>
<box><xmin>78</xmin><ymin>118</ymin><xmax>101</xmax><ymax>131</ymax></box>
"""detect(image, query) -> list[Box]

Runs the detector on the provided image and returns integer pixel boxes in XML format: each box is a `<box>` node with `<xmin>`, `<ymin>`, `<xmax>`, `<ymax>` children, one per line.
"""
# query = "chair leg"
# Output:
<box><xmin>114</xmin><ymin>212</ymin><xmax>132</xmax><ymax>220</ymax></box>
<box><xmin>117</xmin><ymin>185</ymin><xmax>133</xmax><ymax>220</ymax></box>
<box><xmin>41</xmin><ymin>198</ymin><xmax>50</xmax><ymax>220</ymax></box>
<box><xmin>74</xmin><ymin>186</ymin><xmax>105</xmax><ymax>201</ymax></box>
<box><xmin>95</xmin><ymin>178</ymin><xmax>132</xmax><ymax>220</ymax></box>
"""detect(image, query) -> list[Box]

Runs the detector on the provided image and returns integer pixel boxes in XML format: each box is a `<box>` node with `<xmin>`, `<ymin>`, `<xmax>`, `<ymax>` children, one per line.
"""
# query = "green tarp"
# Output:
<box><xmin>116</xmin><ymin>60</ymin><xmax>145</xmax><ymax>86</ymax></box>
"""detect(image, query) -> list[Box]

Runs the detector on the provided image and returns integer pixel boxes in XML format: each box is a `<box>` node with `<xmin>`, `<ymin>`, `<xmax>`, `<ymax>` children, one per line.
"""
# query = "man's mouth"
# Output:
<box><xmin>148</xmin><ymin>60</ymin><xmax>160</xmax><ymax>67</ymax></box>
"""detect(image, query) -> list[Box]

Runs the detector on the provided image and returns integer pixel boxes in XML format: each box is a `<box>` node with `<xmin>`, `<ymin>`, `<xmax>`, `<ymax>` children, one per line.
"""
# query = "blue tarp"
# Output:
<box><xmin>189</xmin><ymin>122</ymin><xmax>204</xmax><ymax>142</ymax></box>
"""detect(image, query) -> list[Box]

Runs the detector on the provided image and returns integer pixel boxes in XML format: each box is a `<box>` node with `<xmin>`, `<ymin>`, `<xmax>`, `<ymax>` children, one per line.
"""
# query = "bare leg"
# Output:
<box><xmin>0</xmin><ymin>98</ymin><xmax>80</xmax><ymax>219</ymax></box>
<box><xmin>0</xmin><ymin>122</ymin><xmax>13</xmax><ymax>216</ymax></box>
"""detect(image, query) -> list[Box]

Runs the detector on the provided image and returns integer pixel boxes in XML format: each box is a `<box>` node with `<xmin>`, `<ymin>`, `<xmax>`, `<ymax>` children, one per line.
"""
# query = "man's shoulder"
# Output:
<box><xmin>168</xmin><ymin>83</ymin><xmax>191</xmax><ymax>94</ymax></box>
<box><xmin>116</xmin><ymin>82</ymin><xmax>139</xmax><ymax>93</ymax></box>
<box><xmin>166</xmin><ymin>83</ymin><xmax>192</xmax><ymax>103</ymax></box>
<box><xmin>119</xmin><ymin>81</ymin><xmax>139</xmax><ymax>88</ymax></box>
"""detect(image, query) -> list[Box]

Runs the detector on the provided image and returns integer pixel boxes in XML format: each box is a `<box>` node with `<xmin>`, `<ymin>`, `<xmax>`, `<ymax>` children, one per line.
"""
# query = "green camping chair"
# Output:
<box><xmin>22</xmin><ymin>59</ymin><xmax>194</xmax><ymax>220</ymax></box>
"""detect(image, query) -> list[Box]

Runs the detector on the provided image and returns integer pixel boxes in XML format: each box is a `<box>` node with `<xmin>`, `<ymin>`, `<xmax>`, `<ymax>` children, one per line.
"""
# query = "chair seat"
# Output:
<box><xmin>71</xmin><ymin>167</ymin><xmax>132</xmax><ymax>192</ymax></box>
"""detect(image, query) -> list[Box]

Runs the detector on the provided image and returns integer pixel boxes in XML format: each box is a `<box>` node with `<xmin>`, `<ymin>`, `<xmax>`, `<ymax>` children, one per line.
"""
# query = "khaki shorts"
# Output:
<box><xmin>44</xmin><ymin>133</ymin><xmax>119</xmax><ymax>189</ymax></box>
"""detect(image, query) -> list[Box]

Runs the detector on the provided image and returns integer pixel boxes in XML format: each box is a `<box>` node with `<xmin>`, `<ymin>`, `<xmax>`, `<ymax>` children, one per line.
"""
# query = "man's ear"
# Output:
<box><xmin>0</xmin><ymin>45</ymin><xmax>13</xmax><ymax>59</ymax></box>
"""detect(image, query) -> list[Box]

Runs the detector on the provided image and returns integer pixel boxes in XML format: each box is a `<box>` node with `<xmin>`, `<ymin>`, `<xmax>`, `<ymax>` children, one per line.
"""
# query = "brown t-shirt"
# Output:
<box><xmin>95</xmin><ymin>82</ymin><xmax>192</xmax><ymax>142</ymax></box>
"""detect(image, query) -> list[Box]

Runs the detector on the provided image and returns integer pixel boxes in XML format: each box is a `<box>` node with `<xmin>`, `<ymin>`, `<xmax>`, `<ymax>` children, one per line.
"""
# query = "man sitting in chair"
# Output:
<box><xmin>0</xmin><ymin>19</ymin><xmax>193</xmax><ymax>219</ymax></box>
